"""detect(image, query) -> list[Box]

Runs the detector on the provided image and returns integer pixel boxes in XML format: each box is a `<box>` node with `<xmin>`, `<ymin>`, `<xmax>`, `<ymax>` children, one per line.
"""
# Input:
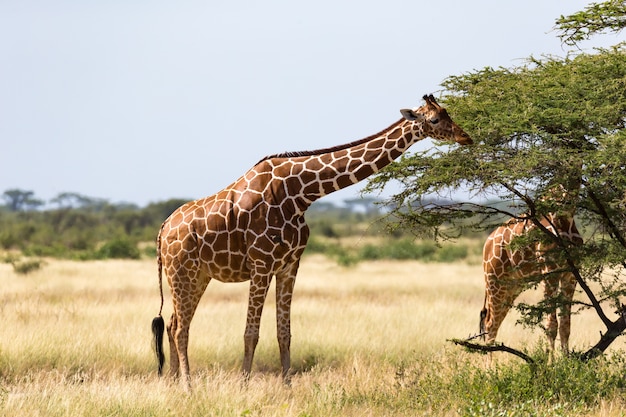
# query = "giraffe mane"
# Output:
<box><xmin>255</xmin><ymin>118</ymin><xmax>406</xmax><ymax>165</ymax></box>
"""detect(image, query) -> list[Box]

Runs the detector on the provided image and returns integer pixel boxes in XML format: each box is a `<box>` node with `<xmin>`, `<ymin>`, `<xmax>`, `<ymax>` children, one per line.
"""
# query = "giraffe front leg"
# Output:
<box><xmin>242</xmin><ymin>274</ymin><xmax>272</xmax><ymax>380</ymax></box>
<box><xmin>276</xmin><ymin>273</ymin><xmax>296</xmax><ymax>384</ymax></box>
<box><xmin>482</xmin><ymin>286</ymin><xmax>519</xmax><ymax>367</ymax></box>
<box><xmin>242</xmin><ymin>331</ymin><xmax>259</xmax><ymax>380</ymax></box>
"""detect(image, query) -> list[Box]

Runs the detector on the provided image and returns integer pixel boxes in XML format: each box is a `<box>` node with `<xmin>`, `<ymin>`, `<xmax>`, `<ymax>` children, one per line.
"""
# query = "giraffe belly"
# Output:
<box><xmin>201</xmin><ymin>247</ymin><xmax>252</xmax><ymax>283</ymax></box>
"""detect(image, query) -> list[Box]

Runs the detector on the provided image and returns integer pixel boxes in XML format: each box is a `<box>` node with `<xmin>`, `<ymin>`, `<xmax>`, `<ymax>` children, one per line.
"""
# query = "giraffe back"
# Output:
<box><xmin>483</xmin><ymin>215</ymin><xmax>582</xmax><ymax>282</ymax></box>
<box><xmin>159</xmin><ymin>160</ymin><xmax>311</xmax><ymax>284</ymax></box>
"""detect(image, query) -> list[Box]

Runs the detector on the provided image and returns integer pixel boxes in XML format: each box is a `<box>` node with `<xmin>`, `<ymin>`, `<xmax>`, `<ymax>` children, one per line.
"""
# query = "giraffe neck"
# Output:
<box><xmin>263</xmin><ymin>118</ymin><xmax>426</xmax><ymax>208</ymax></box>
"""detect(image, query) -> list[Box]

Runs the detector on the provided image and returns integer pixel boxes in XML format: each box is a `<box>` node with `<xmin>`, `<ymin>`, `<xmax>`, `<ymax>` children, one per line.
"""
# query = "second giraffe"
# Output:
<box><xmin>480</xmin><ymin>210</ymin><xmax>583</xmax><ymax>357</ymax></box>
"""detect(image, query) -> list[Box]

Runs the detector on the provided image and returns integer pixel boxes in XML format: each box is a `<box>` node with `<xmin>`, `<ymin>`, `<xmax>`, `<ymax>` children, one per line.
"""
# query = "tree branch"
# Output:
<box><xmin>555</xmin><ymin>0</ymin><xmax>626</xmax><ymax>46</ymax></box>
<box><xmin>449</xmin><ymin>339</ymin><xmax>535</xmax><ymax>364</ymax></box>
<box><xmin>514</xmin><ymin>188</ymin><xmax>615</xmax><ymax>329</ymax></box>
<box><xmin>579</xmin><ymin>305</ymin><xmax>626</xmax><ymax>361</ymax></box>
<box><xmin>586</xmin><ymin>188</ymin><xmax>626</xmax><ymax>269</ymax></box>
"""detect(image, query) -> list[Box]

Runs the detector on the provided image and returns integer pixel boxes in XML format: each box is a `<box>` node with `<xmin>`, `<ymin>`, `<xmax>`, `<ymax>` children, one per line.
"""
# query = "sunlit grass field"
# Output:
<box><xmin>1</xmin><ymin>255</ymin><xmax>625</xmax><ymax>416</ymax></box>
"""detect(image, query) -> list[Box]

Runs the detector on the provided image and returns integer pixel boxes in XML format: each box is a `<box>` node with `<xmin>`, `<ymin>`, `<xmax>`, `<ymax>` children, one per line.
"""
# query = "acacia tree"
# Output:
<box><xmin>556</xmin><ymin>0</ymin><xmax>625</xmax><ymax>45</ymax></box>
<box><xmin>366</xmin><ymin>7</ymin><xmax>626</xmax><ymax>359</ymax></box>
<box><xmin>2</xmin><ymin>189</ymin><xmax>44</xmax><ymax>212</ymax></box>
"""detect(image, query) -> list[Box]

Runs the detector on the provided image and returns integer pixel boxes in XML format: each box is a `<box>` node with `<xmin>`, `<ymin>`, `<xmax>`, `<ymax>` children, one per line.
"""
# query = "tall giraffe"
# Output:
<box><xmin>480</xmin><ymin>196</ymin><xmax>583</xmax><ymax>356</ymax></box>
<box><xmin>151</xmin><ymin>94</ymin><xmax>472</xmax><ymax>389</ymax></box>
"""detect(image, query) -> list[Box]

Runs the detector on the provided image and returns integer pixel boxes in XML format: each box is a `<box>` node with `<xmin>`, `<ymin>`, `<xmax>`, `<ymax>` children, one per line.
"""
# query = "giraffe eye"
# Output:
<box><xmin>429</xmin><ymin>118</ymin><xmax>439</xmax><ymax>125</ymax></box>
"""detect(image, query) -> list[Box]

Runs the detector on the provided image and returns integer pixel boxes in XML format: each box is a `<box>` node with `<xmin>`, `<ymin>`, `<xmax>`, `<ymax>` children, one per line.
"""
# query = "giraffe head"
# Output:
<box><xmin>400</xmin><ymin>94</ymin><xmax>472</xmax><ymax>145</ymax></box>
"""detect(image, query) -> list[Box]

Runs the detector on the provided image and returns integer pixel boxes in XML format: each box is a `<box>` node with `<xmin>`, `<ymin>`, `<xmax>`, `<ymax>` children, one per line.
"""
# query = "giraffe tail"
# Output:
<box><xmin>479</xmin><ymin>291</ymin><xmax>488</xmax><ymax>340</ymax></box>
<box><xmin>152</xmin><ymin>316</ymin><xmax>165</xmax><ymax>376</ymax></box>
<box><xmin>152</xmin><ymin>224</ymin><xmax>166</xmax><ymax>376</ymax></box>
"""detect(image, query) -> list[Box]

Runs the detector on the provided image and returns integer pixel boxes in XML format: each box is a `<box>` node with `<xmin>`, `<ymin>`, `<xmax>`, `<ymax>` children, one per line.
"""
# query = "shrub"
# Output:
<box><xmin>11</xmin><ymin>258</ymin><xmax>45</xmax><ymax>275</ymax></box>
<box><xmin>360</xmin><ymin>239</ymin><xmax>438</xmax><ymax>261</ymax></box>
<box><xmin>23</xmin><ymin>243</ymin><xmax>71</xmax><ymax>258</ymax></box>
<box><xmin>95</xmin><ymin>238</ymin><xmax>140</xmax><ymax>260</ymax></box>
<box><xmin>141</xmin><ymin>243</ymin><xmax>157</xmax><ymax>258</ymax></box>
<box><xmin>307</xmin><ymin>237</ymin><xmax>475</xmax><ymax>264</ymax></box>
<box><xmin>359</xmin><ymin>244</ymin><xmax>383</xmax><ymax>260</ymax></box>
<box><xmin>303</xmin><ymin>236</ymin><xmax>328</xmax><ymax>255</ymax></box>
<box><xmin>399</xmin><ymin>348</ymin><xmax>626</xmax><ymax>416</ymax></box>
<box><xmin>435</xmin><ymin>244</ymin><xmax>468</xmax><ymax>263</ymax></box>
<box><xmin>411</xmin><ymin>241</ymin><xmax>438</xmax><ymax>260</ymax></box>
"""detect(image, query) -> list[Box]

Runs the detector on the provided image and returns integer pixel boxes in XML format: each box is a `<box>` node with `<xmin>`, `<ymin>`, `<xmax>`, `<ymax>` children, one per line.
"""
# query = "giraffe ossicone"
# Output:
<box><xmin>151</xmin><ymin>94</ymin><xmax>472</xmax><ymax>390</ymax></box>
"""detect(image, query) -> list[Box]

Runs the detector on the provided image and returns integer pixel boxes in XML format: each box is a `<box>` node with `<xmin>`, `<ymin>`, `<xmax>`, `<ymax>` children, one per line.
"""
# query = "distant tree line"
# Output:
<box><xmin>0</xmin><ymin>189</ymin><xmax>188</xmax><ymax>259</ymax></box>
<box><xmin>0</xmin><ymin>189</ymin><xmax>405</xmax><ymax>261</ymax></box>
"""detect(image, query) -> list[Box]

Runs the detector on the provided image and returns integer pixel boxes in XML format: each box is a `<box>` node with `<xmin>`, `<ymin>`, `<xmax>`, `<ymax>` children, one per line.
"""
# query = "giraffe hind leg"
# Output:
<box><xmin>170</xmin><ymin>280</ymin><xmax>210</xmax><ymax>391</ymax></box>
<box><xmin>275</xmin><ymin>273</ymin><xmax>296</xmax><ymax>384</ymax></box>
<box><xmin>166</xmin><ymin>312</ymin><xmax>180</xmax><ymax>379</ymax></box>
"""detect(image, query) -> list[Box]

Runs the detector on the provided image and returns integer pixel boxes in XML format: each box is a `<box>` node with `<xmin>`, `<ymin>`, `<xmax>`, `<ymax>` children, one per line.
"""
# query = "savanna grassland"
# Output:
<box><xmin>1</xmin><ymin>255</ymin><xmax>626</xmax><ymax>416</ymax></box>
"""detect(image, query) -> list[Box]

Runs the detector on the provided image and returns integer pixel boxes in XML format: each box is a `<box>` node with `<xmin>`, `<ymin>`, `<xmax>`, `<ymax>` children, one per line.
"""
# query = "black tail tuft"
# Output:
<box><xmin>479</xmin><ymin>308</ymin><xmax>487</xmax><ymax>340</ymax></box>
<box><xmin>152</xmin><ymin>315</ymin><xmax>165</xmax><ymax>376</ymax></box>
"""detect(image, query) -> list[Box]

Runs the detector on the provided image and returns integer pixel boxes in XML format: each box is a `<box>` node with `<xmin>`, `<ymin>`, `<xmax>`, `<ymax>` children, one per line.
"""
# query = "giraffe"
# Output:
<box><xmin>480</xmin><ymin>197</ymin><xmax>583</xmax><ymax>358</ymax></box>
<box><xmin>151</xmin><ymin>94</ymin><xmax>472</xmax><ymax>389</ymax></box>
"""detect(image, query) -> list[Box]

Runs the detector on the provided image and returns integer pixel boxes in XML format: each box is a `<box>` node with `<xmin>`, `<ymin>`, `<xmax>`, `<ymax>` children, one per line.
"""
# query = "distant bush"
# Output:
<box><xmin>1</xmin><ymin>254</ymin><xmax>45</xmax><ymax>275</ymax></box>
<box><xmin>95</xmin><ymin>238</ymin><xmax>140</xmax><ymax>260</ymax></box>
<box><xmin>12</xmin><ymin>258</ymin><xmax>45</xmax><ymax>274</ymax></box>
<box><xmin>306</xmin><ymin>237</ymin><xmax>474</xmax><ymax>265</ymax></box>
<box><xmin>434</xmin><ymin>244</ymin><xmax>468</xmax><ymax>263</ymax></box>
<box><xmin>315</xmin><ymin>221</ymin><xmax>339</xmax><ymax>238</ymax></box>
<box><xmin>360</xmin><ymin>239</ymin><xmax>438</xmax><ymax>261</ymax></box>
<box><xmin>411</xmin><ymin>241</ymin><xmax>439</xmax><ymax>260</ymax></box>
<box><xmin>303</xmin><ymin>236</ymin><xmax>329</xmax><ymax>255</ymax></box>
<box><xmin>141</xmin><ymin>243</ymin><xmax>156</xmax><ymax>258</ymax></box>
<box><xmin>336</xmin><ymin>251</ymin><xmax>359</xmax><ymax>267</ymax></box>
<box><xmin>23</xmin><ymin>243</ymin><xmax>71</xmax><ymax>258</ymax></box>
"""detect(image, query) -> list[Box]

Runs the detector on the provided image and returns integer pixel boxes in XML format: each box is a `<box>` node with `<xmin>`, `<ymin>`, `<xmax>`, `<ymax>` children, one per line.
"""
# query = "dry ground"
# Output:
<box><xmin>0</xmin><ymin>255</ymin><xmax>624</xmax><ymax>416</ymax></box>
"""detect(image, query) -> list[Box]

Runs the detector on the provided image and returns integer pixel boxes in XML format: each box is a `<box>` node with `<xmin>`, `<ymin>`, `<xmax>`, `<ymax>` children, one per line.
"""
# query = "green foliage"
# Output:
<box><xmin>400</xmin><ymin>350</ymin><xmax>626</xmax><ymax>416</ymax></box>
<box><xmin>141</xmin><ymin>243</ymin><xmax>157</xmax><ymax>258</ymax></box>
<box><xmin>360</xmin><ymin>239</ymin><xmax>436</xmax><ymax>261</ymax></box>
<box><xmin>368</xmin><ymin>47</ymin><xmax>626</xmax><ymax>235</ymax></box>
<box><xmin>0</xmin><ymin>197</ymin><xmax>189</xmax><ymax>259</ymax></box>
<box><xmin>306</xmin><ymin>203</ymin><xmax>388</xmax><ymax>238</ymax></box>
<box><xmin>366</xmin><ymin>43</ymin><xmax>626</xmax><ymax>358</ymax></box>
<box><xmin>436</xmin><ymin>244</ymin><xmax>469</xmax><ymax>263</ymax></box>
<box><xmin>95</xmin><ymin>238</ymin><xmax>140</xmax><ymax>260</ymax></box>
<box><xmin>555</xmin><ymin>0</ymin><xmax>626</xmax><ymax>45</ymax></box>
<box><xmin>305</xmin><ymin>236</ymin><xmax>474</xmax><ymax>264</ymax></box>
<box><xmin>2</xmin><ymin>189</ymin><xmax>44</xmax><ymax>211</ymax></box>
<box><xmin>12</xmin><ymin>258</ymin><xmax>45</xmax><ymax>274</ymax></box>
<box><xmin>1</xmin><ymin>254</ymin><xmax>45</xmax><ymax>275</ymax></box>
<box><xmin>1</xmin><ymin>189</ymin><xmax>441</xmax><ymax>264</ymax></box>
<box><xmin>302</xmin><ymin>236</ymin><xmax>330</xmax><ymax>255</ymax></box>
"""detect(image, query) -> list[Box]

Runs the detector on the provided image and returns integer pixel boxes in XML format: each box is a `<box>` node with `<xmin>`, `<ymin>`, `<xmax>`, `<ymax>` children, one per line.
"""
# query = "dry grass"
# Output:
<box><xmin>0</xmin><ymin>255</ymin><xmax>625</xmax><ymax>416</ymax></box>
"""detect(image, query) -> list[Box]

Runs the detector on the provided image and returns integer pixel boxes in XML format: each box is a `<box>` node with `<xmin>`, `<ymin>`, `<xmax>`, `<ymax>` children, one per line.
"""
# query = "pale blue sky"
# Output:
<box><xmin>1</xmin><ymin>1</ymin><xmax>621</xmax><ymax>207</ymax></box>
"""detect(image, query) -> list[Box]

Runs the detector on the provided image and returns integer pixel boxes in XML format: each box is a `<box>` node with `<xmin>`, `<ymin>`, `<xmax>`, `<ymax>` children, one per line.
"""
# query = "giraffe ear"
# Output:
<box><xmin>400</xmin><ymin>108</ymin><xmax>425</xmax><ymax>122</ymax></box>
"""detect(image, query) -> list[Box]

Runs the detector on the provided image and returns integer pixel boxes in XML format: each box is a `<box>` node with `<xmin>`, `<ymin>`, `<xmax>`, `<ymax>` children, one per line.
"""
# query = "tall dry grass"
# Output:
<box><xmin>0</xmin><ymin>255</ymin><xmax>624</xmax><ymax>416</ymax></box>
